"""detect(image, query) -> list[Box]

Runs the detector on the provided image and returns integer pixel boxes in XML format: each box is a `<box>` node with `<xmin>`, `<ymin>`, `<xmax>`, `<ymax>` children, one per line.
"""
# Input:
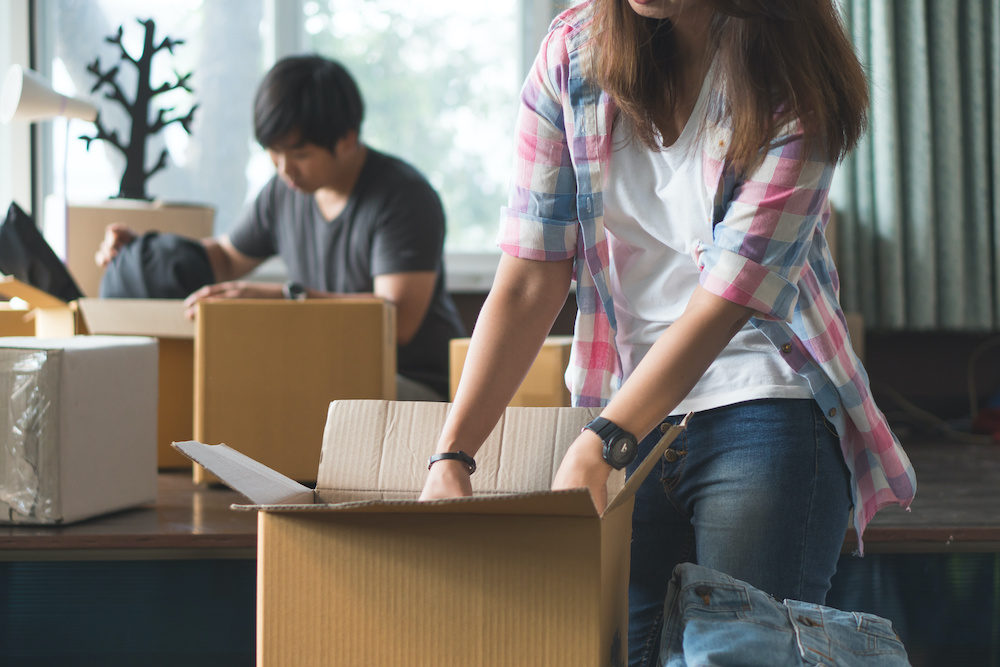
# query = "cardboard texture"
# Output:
<box><xmin>193</xmin><ymin>299</ymin><xmax>396</xmax><ymax>483</ymax></box>
<box><xmin>174</xmin><ymin>399</ymin><xmax>687</xmax><ymax>666</ymax></box>
<box><xmin>0</xmin><ymin>335</ymin><xmax>158</xmax><ymax>524</ymax></box>
<box><xmin>450</xmin><ymin>335</ymin><xmax>573</xmax><ymax>407</ymax></box>
<box><xmin>58</xmin><ymin>200</ymin><xmax>214</xmax><ymax>298</ymax></box>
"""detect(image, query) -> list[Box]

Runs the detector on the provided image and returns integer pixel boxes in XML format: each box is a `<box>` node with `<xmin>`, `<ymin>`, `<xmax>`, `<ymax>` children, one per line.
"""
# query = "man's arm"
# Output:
<box><xmin>201</xmin><ymin>235</ymin><xmax>265</xmax><ymax>282</ymax></box>
<box><xmin>182</xmin><ymin>236</ymin><xmax>276</xmax><ymax>318</ymax></box>
<box><xmin>373</xmin><ymin>271</ymin><xmax>437</xmax><ymax>346</ymax></box>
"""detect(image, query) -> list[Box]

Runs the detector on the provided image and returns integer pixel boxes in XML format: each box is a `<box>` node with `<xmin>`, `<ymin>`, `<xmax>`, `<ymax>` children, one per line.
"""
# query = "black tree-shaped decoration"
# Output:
<box><xmin>79</xmin><ymin>19</ymin><xmax>198</xmax><ymax>200</ymax></box>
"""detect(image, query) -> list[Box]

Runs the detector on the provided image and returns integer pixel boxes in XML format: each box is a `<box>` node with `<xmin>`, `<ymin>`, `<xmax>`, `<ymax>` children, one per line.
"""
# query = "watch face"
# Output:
<box><xmin>284</xmin><ymin>281</ymin><xmax>306</xmax><ymax>300</ymax></box>
<box><xmin>607</xmin><ymin>434</ymin><xmax>638</xmax><ymax>468</ymax></box>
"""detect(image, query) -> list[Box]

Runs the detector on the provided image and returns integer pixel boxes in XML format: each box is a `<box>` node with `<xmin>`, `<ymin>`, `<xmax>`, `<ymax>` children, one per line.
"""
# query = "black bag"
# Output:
<box><xmin>0</xmin><ymin>201</ymin><xmax>83</xmax><ymax>302</ymax></box>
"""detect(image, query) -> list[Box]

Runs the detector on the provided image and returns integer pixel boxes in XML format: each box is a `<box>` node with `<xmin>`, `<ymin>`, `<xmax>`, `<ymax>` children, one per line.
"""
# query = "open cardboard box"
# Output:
<box><xmin>174</xmin><ymin>399</ymin><xmax>686</xmax><ymax>666</ymax></box>
<box><xmin>0</xmin><ymin>276</ymin><xmax>78</xmax><ymax>337</ymax></box>
<box><xmin>5</xmin><ymin>294</ymin><xmax>198</xmax><ymax>469</ymax></box>
<box><xmin>1</xmin><ymin>294</ymin><xmax>396</xmax><ymax>476</ymax></box>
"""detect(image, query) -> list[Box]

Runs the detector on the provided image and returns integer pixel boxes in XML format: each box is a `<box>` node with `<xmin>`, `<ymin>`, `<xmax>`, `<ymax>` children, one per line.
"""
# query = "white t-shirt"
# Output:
<box><xmin>603</xmin><ymin>75</ymin><xmax>813</xmax><ymax>416</ymax></box>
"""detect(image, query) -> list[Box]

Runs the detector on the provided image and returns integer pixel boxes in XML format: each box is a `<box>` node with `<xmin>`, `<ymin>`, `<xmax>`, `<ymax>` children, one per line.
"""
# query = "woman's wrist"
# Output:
<box><xmin>567</xmin><ymin>431</ymin><xmax>614</xmax><ymax>479</ymax></box>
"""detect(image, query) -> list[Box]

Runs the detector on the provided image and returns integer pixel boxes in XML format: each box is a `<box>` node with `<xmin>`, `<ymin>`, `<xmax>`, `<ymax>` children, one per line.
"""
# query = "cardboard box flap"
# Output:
<box><xmin>234</xmin><ymin>487</ymin><xmax>598</xmax><ymax>516</ymax></box>
<box><xmin>0</xmin><ymin>276</ymin><xmax>67</xmax><ymax>310</ymax></box>
<box><xmin>77</xmin><ymin>298</ymin><xmax>194</xmax><ymax>338</ymax></box>
<box><xmin>171</xmin><ymin>441</ymin><xmax>315</xmax><ymax>505</ymax></box>
<box><xmin>317</xmin><ymin>400</ymin><xmax>604</xmax><ymax>496</ymax></box>
<box><xmin>604</xmin><ymin>413</ymin><xmax>690</xmax><ymax>515</ymax></box>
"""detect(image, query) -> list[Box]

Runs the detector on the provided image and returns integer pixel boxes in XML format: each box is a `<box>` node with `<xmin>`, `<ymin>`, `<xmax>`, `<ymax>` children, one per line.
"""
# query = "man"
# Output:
<box><xmin>97</xmin><ymin>55</ymin><xmax>466</xmax><ymax>400</ymax></box>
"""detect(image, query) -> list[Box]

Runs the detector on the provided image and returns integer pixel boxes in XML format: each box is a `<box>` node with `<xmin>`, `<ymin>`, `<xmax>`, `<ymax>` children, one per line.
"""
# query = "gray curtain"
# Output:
<box><xmin>832</xmin><ymin>0</ymin><xmax>1000</xmax><ymax>331</ymax></box>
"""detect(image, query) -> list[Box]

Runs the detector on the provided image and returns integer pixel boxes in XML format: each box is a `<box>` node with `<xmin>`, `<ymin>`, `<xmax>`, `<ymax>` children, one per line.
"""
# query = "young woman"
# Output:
<box><xmin>421</xmin><ymin>1</ymin><xmax>916</xmax><ymax>665</ymax></box>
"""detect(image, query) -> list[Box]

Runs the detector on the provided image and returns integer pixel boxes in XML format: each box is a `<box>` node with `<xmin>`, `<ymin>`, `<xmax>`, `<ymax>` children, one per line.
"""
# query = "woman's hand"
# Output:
<box><xmin>419</xmin><ymin>458</ymin><xmax>473</xmax><ymax>500</ymax></box>
<box><xmin>95</xmin><ymin>223</ymin><xmax>138</xmax><ymax>268</ymax></box>
<box><xmin>552</xmin><ymin>429</ymin><xmax>614</xmax><ymax>512</ymax></box>
<box><xmin>183</xmin><ymin>280</ymin><xmax>285</xmax><ymax>319</ymax></box>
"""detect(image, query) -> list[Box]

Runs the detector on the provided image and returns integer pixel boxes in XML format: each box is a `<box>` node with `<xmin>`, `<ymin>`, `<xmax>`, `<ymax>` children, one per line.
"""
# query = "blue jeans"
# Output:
<box><xmin>659</xmin><ymin>563</ymin><xmax>911</xmax><ymax>666</ymax></box>
<box><xmin>627</xmin><ymin>399</ymin><xmax>853</xmax><ymax>667</ymax></box>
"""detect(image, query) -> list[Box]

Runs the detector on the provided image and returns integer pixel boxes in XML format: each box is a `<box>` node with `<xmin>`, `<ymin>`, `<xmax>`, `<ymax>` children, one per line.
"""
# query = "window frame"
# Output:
<box><xmin>3</xmin><ymin>0</ymin><xmax>563</xmax><ymax>292</ymax></box>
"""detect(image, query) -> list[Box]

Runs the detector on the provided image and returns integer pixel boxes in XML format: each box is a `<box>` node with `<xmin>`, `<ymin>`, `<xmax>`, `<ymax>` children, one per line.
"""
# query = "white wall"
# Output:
<box><xmin>0</xmin><ymin>0</ymin><xmax>32</xmax><ymax>216</ymax></box>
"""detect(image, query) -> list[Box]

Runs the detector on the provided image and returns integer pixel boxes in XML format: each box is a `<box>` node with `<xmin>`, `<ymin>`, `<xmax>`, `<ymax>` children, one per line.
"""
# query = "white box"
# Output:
<box><xmin>0</xmin><ymin>335</ymin><xmax>158</xmax><ymax>524</ymax></box>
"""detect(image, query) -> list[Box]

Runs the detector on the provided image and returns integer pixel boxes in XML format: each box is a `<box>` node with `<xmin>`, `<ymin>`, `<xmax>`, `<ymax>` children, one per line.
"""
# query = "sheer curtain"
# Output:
<box><xmin>832</xmin><ymin>0</ymin><xmax>1000</xmax><ymax>331</ymax></box>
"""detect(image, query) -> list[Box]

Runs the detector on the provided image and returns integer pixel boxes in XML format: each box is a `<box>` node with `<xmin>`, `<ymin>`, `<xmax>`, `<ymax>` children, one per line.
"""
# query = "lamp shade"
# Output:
<box><xmin>0</xmin><ymin>65</ymin><xmax>97</xmax><ymax>124</ymax></box>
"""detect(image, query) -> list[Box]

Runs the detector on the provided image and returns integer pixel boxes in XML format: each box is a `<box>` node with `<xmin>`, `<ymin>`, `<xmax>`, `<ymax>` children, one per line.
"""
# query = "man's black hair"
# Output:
<box><xmin>253</xmin><ymin>55</ymin><xmax>364</xmax><ymax>152</ymax></box>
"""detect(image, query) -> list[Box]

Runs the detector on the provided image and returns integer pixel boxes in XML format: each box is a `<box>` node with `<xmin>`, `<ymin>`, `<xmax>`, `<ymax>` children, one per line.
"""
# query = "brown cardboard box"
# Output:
<box><xmin>0</xmin><ymin>276</ymin><xmax>77</xmax><ymax>336</ymax></box>
<box><xmin>450</xmin><ymin>335</ymin><xmax>573</xmax><ymax>407</ymax></box>
<box><xmin>0</xmin><ymin>335</ymin><xmax>158</xmax><ymax>524</ymax></box>
<box><xmin>175</xmin><ymin>400</ymin><xmax>686</xmax><ymax>667</ymax></box>
<box><xmin>57</xmin><ymin>200</ymin><xmax>214</xmax><ymax>298</ymax></box>
<box><xmin>193</xmin><ymin>299</ymin><xmax>396</xmax><ymax>483</ymax></box>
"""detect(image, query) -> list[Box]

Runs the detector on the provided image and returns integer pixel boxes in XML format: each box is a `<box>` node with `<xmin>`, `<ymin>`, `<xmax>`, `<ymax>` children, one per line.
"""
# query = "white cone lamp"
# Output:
<box><xmin>1</xmin><ymin>64</ymin><xmax>97</xmax><ymax>124</ymax></box>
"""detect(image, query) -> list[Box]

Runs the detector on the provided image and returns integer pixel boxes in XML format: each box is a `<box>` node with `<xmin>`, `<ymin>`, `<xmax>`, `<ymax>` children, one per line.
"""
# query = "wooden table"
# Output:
<box><xmin>4</xmin><ymin>440</ymin><xmax>996</xmax><ymax>559</ymax></box>
<box><xmin>0</xmin><ymin>471</ymin><xmax>258</xmax><ymax>560</ymax></box>
<box><xmin>843</xmin><ymin>439</ymin><xmax>1000</xmax><ymax>553</ymax></box>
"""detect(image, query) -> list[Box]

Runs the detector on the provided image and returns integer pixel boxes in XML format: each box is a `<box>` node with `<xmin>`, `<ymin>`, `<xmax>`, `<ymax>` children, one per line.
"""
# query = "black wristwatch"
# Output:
<box><xmin>282</xmin><ymin>280</ymin><xmax>306</xmax><ymax>301</ymax></box>
<box><xmin>583</xmin><ymin>417</ymin><xmax>639</xmax><ymax>470</ymax></box>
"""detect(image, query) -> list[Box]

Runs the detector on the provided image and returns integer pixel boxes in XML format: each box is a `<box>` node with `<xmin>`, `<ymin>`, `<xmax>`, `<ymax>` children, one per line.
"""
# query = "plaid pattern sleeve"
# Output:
<box><xmin>497</xmin><ymin>21</ymin><xmax>580</xmax><ymax>263</ymax></box>
<box><xmin>497</xmin><ymin>4</ymin><xmax>623</xmax><ymax>407</ymax></box>
<box><xmin>694</xmin><ymin>122</ymin><xmax>916</xmax><ymax>551</ymax></box>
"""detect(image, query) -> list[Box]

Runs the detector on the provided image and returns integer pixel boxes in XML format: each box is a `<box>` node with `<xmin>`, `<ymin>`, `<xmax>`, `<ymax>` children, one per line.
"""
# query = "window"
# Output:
<box><xmin>302</xmin><ymin>0</ymin><xmax>519</xmax><ymax>252</ymax></box>
<box><xmin>13</xmin><ymin>0</ymin><xmax>566</xmax><ymax>289</ymax></box>
<box><xmin>36</xmin><ymin>0</ymin><xmax>271</xmax><ymax>237</ymax></box>
<box><xmin>0</xmin><ymin>0</ymin><xmax>31</xmax><ymax>215</ymax></box>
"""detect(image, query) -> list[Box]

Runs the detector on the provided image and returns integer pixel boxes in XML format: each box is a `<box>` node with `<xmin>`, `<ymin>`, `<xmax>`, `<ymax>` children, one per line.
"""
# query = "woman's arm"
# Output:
<box><xmin>419</xmin><ymin>252</ymin><xmax>574</xmax><ymax>500</ymax></box>
<box><xmin>552</xmin><ymin>285</ymin><xmax>755</xmax><ymax>509</ymax></box>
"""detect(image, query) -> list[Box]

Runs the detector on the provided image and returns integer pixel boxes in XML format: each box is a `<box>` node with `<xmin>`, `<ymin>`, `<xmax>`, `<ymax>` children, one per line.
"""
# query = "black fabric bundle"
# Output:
<box><xmin>0</xmin><ymin>201</ymin><xmax>83</xmax><ymax>302</ymax></box>
<box><xmin>99</xmin><ymin>231</ymin><xmax>215</xmax><ymax>299</ymax></box>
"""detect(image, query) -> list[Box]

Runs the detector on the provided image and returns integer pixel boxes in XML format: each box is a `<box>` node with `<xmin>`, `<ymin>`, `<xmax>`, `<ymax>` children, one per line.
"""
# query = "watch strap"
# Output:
<box><xmin>583</xmin><ymin>416</ymin><xmax>638</xmax><ymax>470</ymax></box>
<box><xmin>427</xmin><ymin>451</ymin><xmax>476</xmax><ymax>474</ymax></box>
<box><xmin>583</xmin><ymin>416</ymin><xmax>616</xmax><ymax>440</ymax></box>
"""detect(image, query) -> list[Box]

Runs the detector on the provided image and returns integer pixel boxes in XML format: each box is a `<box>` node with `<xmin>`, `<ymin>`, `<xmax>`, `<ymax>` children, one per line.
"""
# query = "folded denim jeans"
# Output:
<box><xmin>659</xmin><ymin>563</ymin><xmax>911</xmax><ymax>667</ymax></box>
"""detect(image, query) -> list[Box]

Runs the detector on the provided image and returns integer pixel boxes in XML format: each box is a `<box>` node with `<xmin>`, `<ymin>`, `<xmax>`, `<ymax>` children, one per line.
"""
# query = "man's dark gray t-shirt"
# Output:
<box><xmin>228</xmin><ymin>148</ymin><xmax>465</xmax><ymax>397</ymax></box>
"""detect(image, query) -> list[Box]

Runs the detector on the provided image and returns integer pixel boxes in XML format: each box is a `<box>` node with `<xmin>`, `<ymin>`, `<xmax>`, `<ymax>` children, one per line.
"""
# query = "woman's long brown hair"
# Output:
<box><xmin>592</xmin><ymin>0</ymin><xmax>869</xmax><ymax>173</ymax></box>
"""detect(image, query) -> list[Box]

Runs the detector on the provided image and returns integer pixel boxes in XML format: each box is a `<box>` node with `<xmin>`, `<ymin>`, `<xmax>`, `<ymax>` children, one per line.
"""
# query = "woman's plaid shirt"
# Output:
<box><xmin>496</xmin><ymin>2</ymin><xmax>915</xmax><ymax>549</ymax></box>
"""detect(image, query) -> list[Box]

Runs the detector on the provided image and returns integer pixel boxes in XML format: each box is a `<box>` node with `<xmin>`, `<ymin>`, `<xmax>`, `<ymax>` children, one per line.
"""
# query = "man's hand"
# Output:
<box><xmin>419</xmin><ymin>458</ymin><xmax>473</xmax><ymax>501</ymax></box>
<box><xmin>552</xmin><ymin>429</ymin><xmax>614</xmax><ymax>512</ymax></box>
<box><xmin>183</xmin><ymin>280</ymin><xmax>285</xmax><ymax>319</ymax></box>
<box><xmin>95</xmin><ymin>223</ymin><xmax>138</xmax><ymax>268</ymax></box>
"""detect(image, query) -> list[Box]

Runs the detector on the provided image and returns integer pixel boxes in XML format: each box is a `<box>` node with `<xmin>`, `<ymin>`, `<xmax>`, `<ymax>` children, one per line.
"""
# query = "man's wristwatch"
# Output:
<box><xmin>583</xmin><ymin>417</ymin><xmax>639</xmax><ymax>470</ymax></box>
<box><xmin>282</xmin><ymin>280</ymin><xmax>307</xmax><ymax>301</ymax></box>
